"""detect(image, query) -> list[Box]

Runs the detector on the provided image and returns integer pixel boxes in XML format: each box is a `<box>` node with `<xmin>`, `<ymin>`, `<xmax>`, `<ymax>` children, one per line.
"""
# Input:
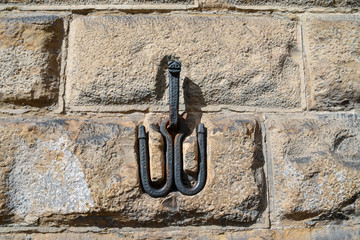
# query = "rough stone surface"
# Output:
<box><xmin>303</xmin><ymin>14</ymin><xmax>360</xmax><ymax>110</ymax></box>
<box><xmin>1</xmin><ymin>225</ymin><xmax>360</xmax><ymax>240</ymax></box>
<box><xmin>0</xmin><ymin>13</ymin><xmax>63</xmax><ymax>108</ymax></box>
<box><xmin>66</xmin><ymin>15</ymin><xmax>301</xmax><ymax>112</ymax></box>
<box><xmin>0</xmin><ymin>0</ymin><xmax>192</xmax><ymax>5</ymax></box>
<box><xmin>0</xmin><ymin>117</ymin><xmax>137</xmax><ymax>224</ymax></box>
<box><xmin>266</xmin><ymin>113</ymin><xmax>360</xmax><ymax>225</ymax></box>
<box><xmin>226</xmin><ymin>0</ymin><xmax>360</xmax><ymax>8</ymax></box>
<box><xmin>0</xmin><ymin>114</ymin><xmax>266</xmax><ymax>226</ymax></box>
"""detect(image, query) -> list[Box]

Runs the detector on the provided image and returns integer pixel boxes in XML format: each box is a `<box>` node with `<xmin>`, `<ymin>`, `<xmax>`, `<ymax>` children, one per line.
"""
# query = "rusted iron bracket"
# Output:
<box><xmin>138</xmin><ymin>61</ymin><xmax>207</xmax><ymax>197</ymax></box>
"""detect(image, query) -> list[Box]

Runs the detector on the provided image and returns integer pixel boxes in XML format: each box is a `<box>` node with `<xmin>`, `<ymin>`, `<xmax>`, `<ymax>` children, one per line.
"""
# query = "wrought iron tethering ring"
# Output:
<box><xmin>138</xmin><ymin>60</ymin><xmax>207</xmax><ymax>197</ymax></box>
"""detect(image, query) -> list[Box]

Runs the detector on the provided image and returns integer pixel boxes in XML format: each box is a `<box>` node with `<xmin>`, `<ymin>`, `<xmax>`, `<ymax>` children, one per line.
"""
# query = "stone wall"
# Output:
<box><xmin>0</xmin><ymin>0</ymin><xmax>359</xmax><ymax>239</ymax></box>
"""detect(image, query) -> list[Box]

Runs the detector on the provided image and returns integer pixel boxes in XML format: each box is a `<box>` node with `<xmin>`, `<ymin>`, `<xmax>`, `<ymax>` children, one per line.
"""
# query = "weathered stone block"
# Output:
<box><xmin>66</xmin><ymin>15</ymin><xmax>301</xmax><ymax>112</ymax></box>
<box><xmin>0</xmin><ymin>114</ymin><xmax>266</xmax><ymax>226</ymax></box>
<box><xmin>0</xmin><ymin>13</ymin><xmax>63</xmax><ymax>108</ymax></box>
<box><xmin>266</xmin><ymin>113</ymin><xmax>360</xmax><ymax>224</ymax></box>
<box><xmin>3</xmin><ymin>225</ymin><xmax>360</xmax><ymax>239</ymax></box>
<box><xmin>1</xmin><ymin>0</ymin><xmax>193</xmax><ymax>5</ymax></box>
<box><xmin>226</xmin><ymin>0</ymin><xmax>360</xmax><ymax>8</ymax></box>
<box><xmin>303</xmin><ymin>14</ymin><xmax>360</xmax><ymax>110</ymax></box>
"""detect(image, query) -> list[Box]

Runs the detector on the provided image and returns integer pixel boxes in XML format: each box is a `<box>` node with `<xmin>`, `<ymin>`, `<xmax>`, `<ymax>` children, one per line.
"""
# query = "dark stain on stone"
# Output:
<box><xmin>212</xmin><ymin>125</ymin><xmax>224</xmax><ymax>135</ymax></box>
<box><xmin>289</xmin><ymin>156</ymin><xmax>312</xmax><ymax>164</ymax></box>
<box><xmin>162</xmin><ymin>196</ymin><xmax>178</xmax><ymax>212</ymax></box>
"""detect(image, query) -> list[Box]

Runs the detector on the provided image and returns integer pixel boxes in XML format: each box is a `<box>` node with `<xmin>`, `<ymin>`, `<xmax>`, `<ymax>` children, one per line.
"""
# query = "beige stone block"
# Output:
<box><xmin>0</xmin><ymin>114</ymin><xmax>266</xmax><ymax>226</ymax></box>
<box><xmin>225</xmin><ymin>0</ymin><xmax>359</xmax><ymax>8</ymax></box>
<box><xmin>2</xmin><ymin>0</ymin><xmax>192</xmax><ymax>5</ymax></box>
<box><xmin>4</xmin><ymin>225</ymin><xmax>360</xmax><ymax>239</ymax></box>
<box><xmin>303</xmin><ymin>14</ymin><xmax>360</xmax><ymax>110</ymax></box>
<box><xmin>66</xmin><ymin>15</ymin><xmax>301</xmax><ymax>112</ymax></box>
<box><xmin>0</xmin><ymin>13</ymin><xmax>63</xmax><ymax>108</ymax></box>
<box><xmin>0</xmin><ymin>117</ymin><xmax>137</xmax><ymax>224</ymax></box>
<box><xmin>266</xmin><ymin>113</ymin><xmax>360</xmax><ymax>224</ymax></box>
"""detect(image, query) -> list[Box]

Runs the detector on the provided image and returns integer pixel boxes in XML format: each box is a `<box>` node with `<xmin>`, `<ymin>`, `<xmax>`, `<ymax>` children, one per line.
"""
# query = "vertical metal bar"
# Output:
<box><xmin>168</xmin><ymin>61</ymin><xmax>181</xmax><ymax>129</ymax></box>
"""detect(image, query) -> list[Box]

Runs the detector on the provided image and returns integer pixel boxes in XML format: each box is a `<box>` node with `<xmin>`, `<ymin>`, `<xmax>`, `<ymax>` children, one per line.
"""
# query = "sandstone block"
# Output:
<box><xmin>266</xmin><ymin>113</ymin><xmax>360</xmax><ymax>224</ymax></box>
<box><xmin>4</xmin><ymin>225</ymin><xmax>360</xmax><ymax>239</ymax></box>
<box><xmin>226</xmin><ymin>0</ymin><xmax>360</xmax><ymax>8</ymax></box>
<box><xmin>0</xmin><ymin>13</ymin><xmax>63</xmax><ymax>108</ymax></box>
<box><xmin>303</xmin><ymin>14</ymin><xmax>360</xmax><ymax>110</ymax></box>
<box><xmin>0</xmin><ymin>114</ymin><xmax>266</xmax><ymax>226</ymax></box>
<box><xmin>2</xmin><ymin>0</ymin><xmax>192</xmax><ymax>5</ymax></box>
<box><xmin>66</xmin><ymin>15</ymin><xmax>301</xmax><ymax>112</ymax></box>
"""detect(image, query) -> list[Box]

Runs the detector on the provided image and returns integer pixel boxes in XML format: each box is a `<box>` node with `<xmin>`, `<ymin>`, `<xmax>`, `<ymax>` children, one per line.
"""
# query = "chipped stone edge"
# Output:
<box><xmin>257</xmin><ymin>114</ymin><xmax>271</xmax><ymax>229</ymax></box>
<box><xmin>0</xmin><ymin>3</ymin><xmax>358</xmax><ymax>13</ymax></box>
<box><xmin>54</xmin><ymin>17</ymin><xmax>70</xmax><ymax>114</ymax></box>
<box><xmin>227</xmin><ymin>113</ymin><xmax>270</xmax><ymax>229</ymax></box>
<box><xmin>233</xmin><ymin>5</ymin><xmax>360</xmax><ymax>13</ymax></box>
<box><xmin>298</xmin><ymin>18</ymin><xmax>307</xmax><ymax>111</ymax></box>
<box><xmin>67</xmin><ymin>105</ymin><xmax>304</xmax><ymax>114</ymax></box>
<box><xmin>0</xmin><ymin>225</ymin><xmax>360</xmax><ymax>235</ymax></box>
<box><xmin>263</xmin><ymin>113</ymin><xmax>277</xmax><ymax>226</ymax></box>
<box><xmin>0</xmin><ymin>3</ymin><xmax>199</xmax><ymax>11</ymax></box>
<box><xmin>0</xmin><ymin>225</ymin><xmax>270</xmax><ymax>234</ymax></box>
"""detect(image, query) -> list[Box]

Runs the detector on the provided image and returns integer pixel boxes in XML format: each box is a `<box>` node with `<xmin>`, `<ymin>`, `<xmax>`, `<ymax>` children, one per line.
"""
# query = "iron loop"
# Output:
<box><xmin>174</xmin><ymin>118</ymin><xmax>207</xmax><ymax>196</ymax></box>
<box><xmin>138</xmin><ymin>118</ymin><xmax>174</xmax><ymax>197</ymax></box>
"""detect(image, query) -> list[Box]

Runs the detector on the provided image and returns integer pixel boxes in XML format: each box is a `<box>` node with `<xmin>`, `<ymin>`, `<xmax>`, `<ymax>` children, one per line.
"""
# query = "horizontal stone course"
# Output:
<box><xmin>266</xmin><ymin>113</ymin><xmax>360</xmax><ymax>225</ymax></box>
<box><xmin>0</xmin><ymin>13</ymin><xmax>63</xmax><ymax>108</ymax></box>
<box><xmin>66</xmin><ymin>14</ymin><xmax>301</xmax><ymax>112</ymax></box>
<box><xmin>2</xmin><ymin>225</ymin><xmax>360</xmax><ymax>239</ymax></box>
<box><xmin>0</xmin><ymin>0</ymin><xmax>193</xmax><ymax>5</ymax></box>
<box><xmin>0</xmin><ymin>114</ymin><xmax>266</xmax><ymax>226</ymax></box>
<box><xmin>303</xmin><ymin>14</ymin><xmax>360</xmax><ymax>110</ymax></box>
<box><xmin>226</xmin><ymin>0</ymin><xmax>360</xmax><ymax>8</ymax></box>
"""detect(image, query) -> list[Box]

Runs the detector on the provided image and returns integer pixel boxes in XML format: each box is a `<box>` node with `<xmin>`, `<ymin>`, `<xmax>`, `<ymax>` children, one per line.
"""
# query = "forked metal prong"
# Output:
<box><xmin>138</xmin><ymin>120</ymin><xmax>174</xmax><ymax>197</ymax></box>
<box><xmin>174</xmin><ymin>119</ymin><xmax>207</xmax><ymax>196</ymax></box>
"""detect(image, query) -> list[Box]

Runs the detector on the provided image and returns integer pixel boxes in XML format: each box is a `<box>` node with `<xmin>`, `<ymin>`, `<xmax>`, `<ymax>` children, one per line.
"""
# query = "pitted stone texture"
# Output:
<box><xmin>0</xmin><ymin>119</ymin><xmax>98</xmax><ymax>224</ymax></box>
<box><xmin>266</xmin><ymin>114</ymin><xmax>360</xmax><ymax>224</ymax></box>
<box><xmin>130</xmin><ymin>114</ymin><xmax>266</xmax><ymax>226</ymax></box>
<box><xmin>303</xmin><ymin>14</ymin><xmax>360</xmax><ymax>110</ymax></box>
<box><xmin>2</xmin><ymin>0</ymin><xmax>192</xmax><ymax>5</ymax></box>
<box><xmin>0</xmin><ymin>114</ymin><xmax>265</xmax><ymax>226</ymax></box>
<box><xmin>67</xmin><ymin>15</ymin><xmax>301</xmax><ymax>111</ymax></box>
<box><xmin>0</xmin><ymin>14</ymin><xmax>63</xmax><ymax>107</ymax></box>
<box><xmin>226</xmin><ymin>0</ymin><xmax>359</xmax><ymax>7</ymax></box>
<box><xmin>0</xmin><ymin>117</ymin><xmax>137</xmax><ymax>224</ymax></box>
<box><xmin>4</xmin><ymin>225</ymin><xmax>360</xmax><ymax>239</ymax></box>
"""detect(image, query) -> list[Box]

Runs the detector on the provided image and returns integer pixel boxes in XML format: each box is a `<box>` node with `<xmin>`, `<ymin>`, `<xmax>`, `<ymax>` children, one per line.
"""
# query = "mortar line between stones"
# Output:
<box><xmin>56</xmin><ymin>16</ymin><xmax>70</xmax><ymax>115</ymax></box>
<box><xmin>0</xmin><ymin>225</ymin><xmax>277</xmax><ymax>234</ymax></box>
<box><xmin>0</xmin><ymin>5</ymin><xmax>358</xmax><ymax>14</ymax></box>
<box><xmin>63</xmin><ymin>107</ymin><xmax>360</xmax><ymax>115</ymax></box>
<box><xmin>61</xmin><ymin>14</ymin><xmax>72</xmax><ymax>115</ymax></box>
<box><xmin>1</xmin><ymin>109</ymin><xmax>358</xmax><ymax>117</ymax></box>
<box><xmin>260</xmin><ymin>113</ymin><xmax>275</xmax><ymax>228</ymax></box>
<box><xmin>257</xmin><ymin>115</ymin><xmax>272</xmax><ymax>229</ymax></box>
<box><xmin>299</xmin><ymin>16</ymin><xmax>309</xmax><ymax>112</ymax></box>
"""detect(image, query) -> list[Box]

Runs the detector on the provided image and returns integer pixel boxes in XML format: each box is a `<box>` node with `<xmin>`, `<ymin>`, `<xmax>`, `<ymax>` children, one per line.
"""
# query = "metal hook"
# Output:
<box><xmin>138</xmin><ymin>60</ymin><xmax>206</xmax><ymax>197</ymax></box>
<box><xmin>174</xmin><ymin>118</ymin><xmax>207</xmax><ymax>196</ymax></box>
